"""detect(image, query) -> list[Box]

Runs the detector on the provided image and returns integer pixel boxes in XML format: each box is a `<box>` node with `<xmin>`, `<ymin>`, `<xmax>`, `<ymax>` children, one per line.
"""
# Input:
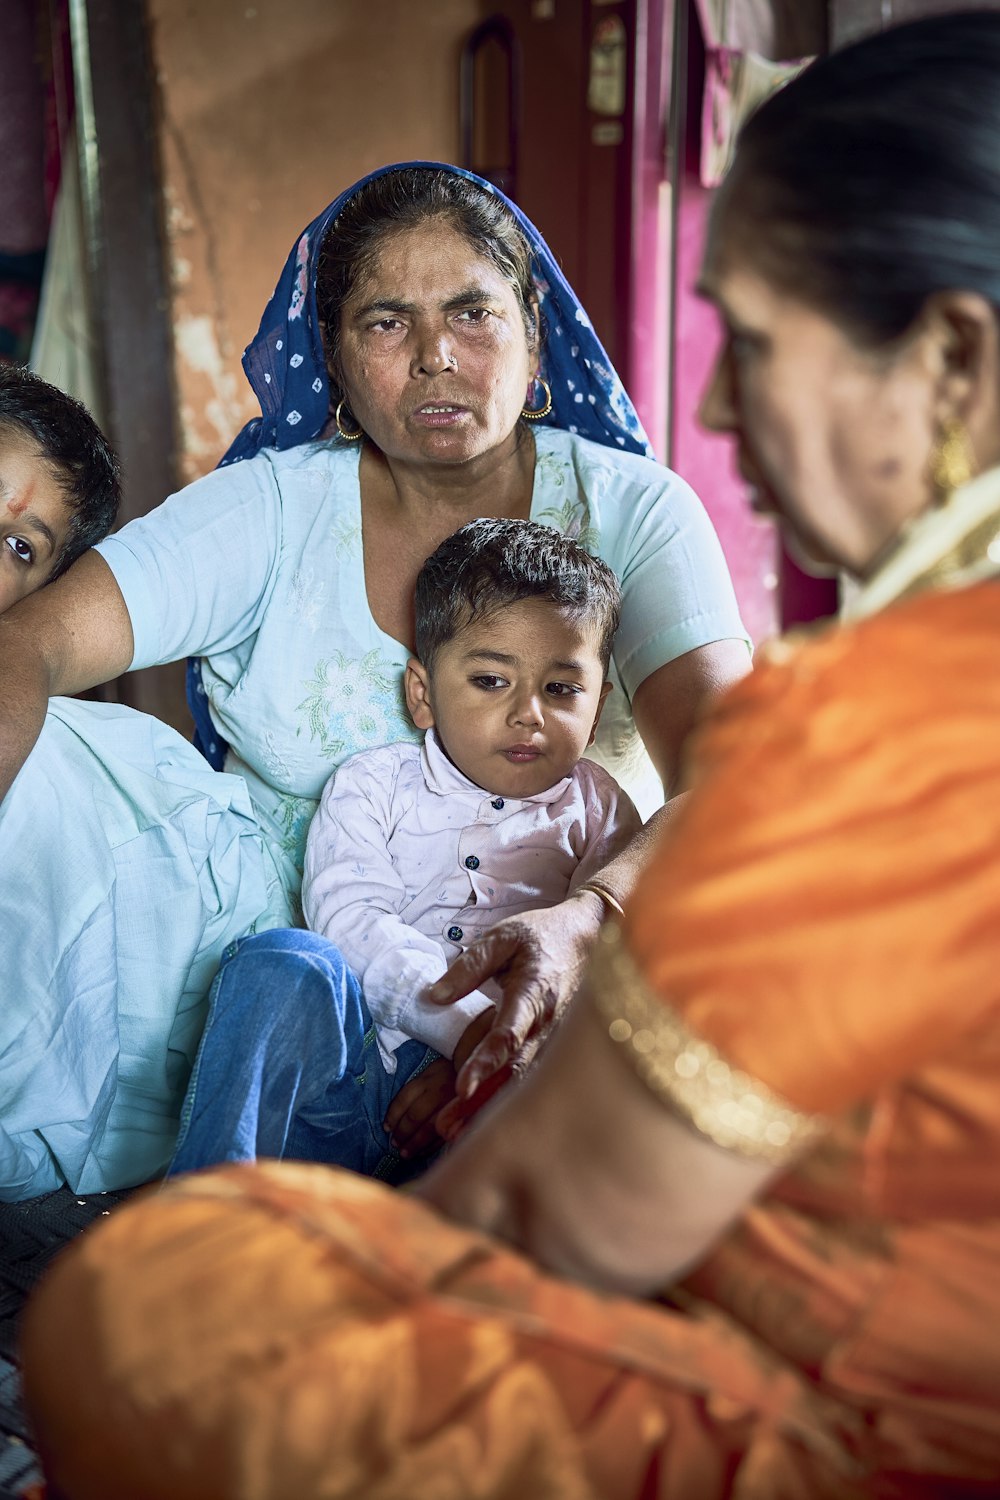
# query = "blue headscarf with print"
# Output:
<box><xmin>189</xmin><ymin>161</ymin><xmax>653</xmax><ymax>765</ymax></box>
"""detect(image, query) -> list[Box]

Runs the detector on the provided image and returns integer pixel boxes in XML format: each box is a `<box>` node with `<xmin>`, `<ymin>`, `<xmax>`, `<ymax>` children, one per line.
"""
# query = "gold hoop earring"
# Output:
<box><xmin>335</xmin><ymin>400</ymin><xmax>363</xmax><ymax>442</ymax></box>
<box><xmin>929</xmin><ymin>417</ymin><xmax>974</xmax><ymax>502</ymax></box>
<box><xmin>521</xmin><ymin>376</ymin><xmax>553</xmax><ymax>421</ymax></box>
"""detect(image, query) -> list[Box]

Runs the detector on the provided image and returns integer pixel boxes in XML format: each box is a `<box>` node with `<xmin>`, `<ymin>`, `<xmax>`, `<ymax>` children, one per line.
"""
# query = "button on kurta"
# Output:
<box><xmin>491</xmin><ymin>797</ymin><xmax>505</xmax><ymax>809</ymax></box>
<box><xmin>464</xmin><ymin>855</ymin><xmax>480</xmax><ymax>870</ymax></box>
<box><xmin>447</xmin><ymin>925</ymin><xmax>464</xmax><ymax>942</ymax></box>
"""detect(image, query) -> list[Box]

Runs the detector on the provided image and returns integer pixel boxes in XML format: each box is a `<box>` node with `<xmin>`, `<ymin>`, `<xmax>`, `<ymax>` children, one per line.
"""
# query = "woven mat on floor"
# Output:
<box><xmin>0</xmin><ymin>1187</ymin><xmax>136</xmax><ymax>1498</ymax></box>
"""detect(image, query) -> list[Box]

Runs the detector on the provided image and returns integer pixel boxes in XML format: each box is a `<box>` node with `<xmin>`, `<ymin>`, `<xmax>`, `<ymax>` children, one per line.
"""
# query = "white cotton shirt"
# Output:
<box><xmin>302</xmin><ymin>731</ymin><xmax>642</xmax><ymax>1072</ymax></box>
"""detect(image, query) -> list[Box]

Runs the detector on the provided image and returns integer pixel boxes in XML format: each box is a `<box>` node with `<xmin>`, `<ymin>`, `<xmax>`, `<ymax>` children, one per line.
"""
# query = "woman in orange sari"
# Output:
<box><xmin>19</xmin><ymin>12</ymin><xmax>1000</xmax><ymax>1498</ymax></box>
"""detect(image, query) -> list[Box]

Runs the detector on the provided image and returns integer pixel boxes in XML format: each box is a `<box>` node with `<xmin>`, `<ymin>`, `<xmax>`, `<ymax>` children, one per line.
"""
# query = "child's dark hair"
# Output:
<box><xmin>0</xmin><ymin>364</ymin><xmax>120</xmax><ymax>577</ymax></box>
<box><xmin>415</xmin><ymin>518</ymin><xmax>621</xmax><ymax>673</ymax></box>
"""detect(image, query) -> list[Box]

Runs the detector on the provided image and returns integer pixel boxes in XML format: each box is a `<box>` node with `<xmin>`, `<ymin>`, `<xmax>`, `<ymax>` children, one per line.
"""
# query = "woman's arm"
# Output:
<box><xmin>0</xmin><ymin>457</ymin><xmax>289</xmax><ymax>804</ymax></box>
<box><xmin>0</xmin><ymin>552</ymin><xmax>134</xmax><ymax>799</ymax></box>
<box><xmin>429</xmin><ymin>640</ymin><xmax>751</xmax><ymax>1103</ymax></box>
<box><xmin>631</xmin><ymin>639</ymin><xmax>751</xmax><ymax>798</ymax></box>
<box><xmin>418</xmin><ymin>972</ymin><xmax>778</xmax><ymax>1295</ymax></box>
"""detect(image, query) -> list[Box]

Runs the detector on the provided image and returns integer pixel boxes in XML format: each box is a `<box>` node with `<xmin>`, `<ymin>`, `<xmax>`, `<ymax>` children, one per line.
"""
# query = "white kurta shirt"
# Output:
<box><xmin>303</xmin><ymin>731</ymin><xmax>642</xmax><ymax>1071</ymax></box>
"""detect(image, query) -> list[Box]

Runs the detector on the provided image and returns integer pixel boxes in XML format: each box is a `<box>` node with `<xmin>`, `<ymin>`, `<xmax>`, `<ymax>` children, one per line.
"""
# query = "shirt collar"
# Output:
<box><xmin>421</xmin><ymin>728</ymin><xmax>574</xmax><ymax>805</ymax></box>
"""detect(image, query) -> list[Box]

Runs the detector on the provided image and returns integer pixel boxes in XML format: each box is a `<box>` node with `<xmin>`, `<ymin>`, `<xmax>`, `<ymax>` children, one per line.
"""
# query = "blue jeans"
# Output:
<box><xmin>168</xmin><ymin>928</ymin><xmax>438</xmax><ymax>1182</ymax></box>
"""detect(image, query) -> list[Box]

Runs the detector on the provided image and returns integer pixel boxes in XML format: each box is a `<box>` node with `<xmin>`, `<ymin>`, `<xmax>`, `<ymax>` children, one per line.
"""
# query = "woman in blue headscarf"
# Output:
<box><xmin>0</xmin><ymin>163</ymin><xmax>748</xmax><ymax>1199</ymax></box>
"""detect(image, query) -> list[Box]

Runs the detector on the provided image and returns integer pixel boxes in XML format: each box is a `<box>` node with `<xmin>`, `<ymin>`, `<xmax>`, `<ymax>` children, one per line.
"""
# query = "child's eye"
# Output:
<box><xmin>4</xmin><ymin>535</ymin><xmax>33</xmax><ymax>565</ymax></box>
<box><xmin>545</xmin><ymin>682</ymin><xmax>581</xmax><ymax>698</ymax></box>
<box><xmin>470</xmin><ymin>674</ymin><xmax>507</xmax><ymax>691</ymax></box>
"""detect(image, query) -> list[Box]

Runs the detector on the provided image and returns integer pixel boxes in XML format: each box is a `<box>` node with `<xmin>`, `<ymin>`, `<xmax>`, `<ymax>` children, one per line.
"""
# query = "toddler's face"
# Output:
<box><xmin>0</xmin><ymin>431</ymin><xmax>73</xmax><ymax>614</ymax></box>
<box><xmin>406</xmin><ymin>598</ymin><xmax>610</xmax><ymax>798</ymax></box>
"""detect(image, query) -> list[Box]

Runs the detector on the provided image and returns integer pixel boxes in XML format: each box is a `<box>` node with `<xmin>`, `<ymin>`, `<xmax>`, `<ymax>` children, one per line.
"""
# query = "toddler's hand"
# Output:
<box><xmin>433</xmin><ymin>1060</ymin><xmax>513</xmax><ymax>1142</ymax></box>
<box><xmin>384</xmin><ymin>1058</ymin><xmax>457</xmax><ymax>1158</ymax></box>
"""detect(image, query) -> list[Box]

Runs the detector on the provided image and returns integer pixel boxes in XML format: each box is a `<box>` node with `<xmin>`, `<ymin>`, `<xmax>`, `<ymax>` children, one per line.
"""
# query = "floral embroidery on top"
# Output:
<box><xmin>536</xmin><ymin>495</ymin><xmax>599</xmax><ymax>552</ymax></box>
<box><xmin>287</xmin><ymin>567</ymin><xmax>327</xmax><ymax>630</ymax></box>
<box><xmin>299</xmin><ymin>648</ymin><xmax>413</xmax><ymax>761</ymax></box>
<box><xmin>328</xmin><ymin>513</ymin><xmax>362</xmax><ymax>558</ymax></box>
<box><xmin>257</xmin><ymin>728</ymin><xmax>290</xmax><ymax>782</ymax></box>
<box><xmin>533</xmin><ymin>451</ymin><xmax>598</xmax><ymax>551</ymax></box>
<box><xmin>276</xmin><ymin>791</ymin><xmax>318</xmax><ymax>880</ymax></box>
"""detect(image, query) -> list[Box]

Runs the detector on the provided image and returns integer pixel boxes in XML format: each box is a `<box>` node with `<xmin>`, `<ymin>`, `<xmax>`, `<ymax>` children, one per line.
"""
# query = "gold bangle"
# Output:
<box><xmin>589</xmin><ymin>925</ymin><xmax>826</xmax><ymax>1163</ymax></box>
<box><xmin>574</xmin><ymin>880</ymin><xmax>626</xmax><ymax>921</ymax></box>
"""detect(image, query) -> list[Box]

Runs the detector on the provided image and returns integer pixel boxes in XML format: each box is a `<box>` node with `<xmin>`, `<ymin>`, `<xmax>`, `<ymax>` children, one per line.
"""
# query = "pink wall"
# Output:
<box><xmin>672</xmin><ymin>182</ymin><xmax>779</xmax><ymax>646</ymax></box>
<box><xmin>626</xmin><ymin>0</ymin><xmax>671</xmax><ymax>459</ymax></box>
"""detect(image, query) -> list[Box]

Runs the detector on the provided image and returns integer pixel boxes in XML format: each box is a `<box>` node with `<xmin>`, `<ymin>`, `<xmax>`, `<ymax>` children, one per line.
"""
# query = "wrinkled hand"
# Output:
<box><xmin>383</xmin><ymin>1058</ymin><xmax>456</xmax><ymax>1158</ymax></box>
<box><xmin>425</xmin><ymin>894</ymin><xmax>604</xmax><ymax>1125</ymax></box>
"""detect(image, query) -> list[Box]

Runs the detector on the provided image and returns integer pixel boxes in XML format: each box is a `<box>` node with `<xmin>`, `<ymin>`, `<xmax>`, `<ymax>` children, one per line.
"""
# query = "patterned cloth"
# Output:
<box><xmin>188</xmin><ymin>160</ymin><xmax>655</xmax><ymax>767</ymax></box>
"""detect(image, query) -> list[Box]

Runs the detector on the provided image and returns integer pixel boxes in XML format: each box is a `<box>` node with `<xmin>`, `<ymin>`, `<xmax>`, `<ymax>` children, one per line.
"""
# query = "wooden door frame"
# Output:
<box><xmin>70</xmin><ymin>0</ymin><xmax>189</xmax><ymax>726</ymax></box>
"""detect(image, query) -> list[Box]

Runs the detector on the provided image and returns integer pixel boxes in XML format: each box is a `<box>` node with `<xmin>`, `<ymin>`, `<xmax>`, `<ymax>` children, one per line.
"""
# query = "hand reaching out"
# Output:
<box><xmin>387</xmin><ymin>896</ymin><xmax>608</xmax><ymax>1152</ymax></box>
<box><xmin>425</xmin><ymin>893</ymin><xmax>605</xmax><ymax>1125</ymax></box>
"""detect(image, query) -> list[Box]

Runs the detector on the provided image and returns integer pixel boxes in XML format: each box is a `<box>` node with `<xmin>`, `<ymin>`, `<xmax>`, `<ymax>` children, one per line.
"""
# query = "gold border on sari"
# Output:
<box><xmin>590</xmin><ymin>925</ymin><xmax>826</xmax><ymax>1163</ymax></box>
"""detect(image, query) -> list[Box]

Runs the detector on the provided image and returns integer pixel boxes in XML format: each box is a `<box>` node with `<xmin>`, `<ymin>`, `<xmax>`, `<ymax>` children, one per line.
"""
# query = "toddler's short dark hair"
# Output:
<box><xmin>0</xmin><ymin>364</ymin><xmax>120</xmax><ymax>578</ymax></box>
<box><xmin>415</xmin><ymin>518</ymin><xmax>621</xmax><ymax>673</ymax></box>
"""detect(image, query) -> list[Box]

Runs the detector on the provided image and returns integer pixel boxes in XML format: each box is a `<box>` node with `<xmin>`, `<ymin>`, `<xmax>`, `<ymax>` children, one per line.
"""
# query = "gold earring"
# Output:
<box><xmin>521</xmin><ymin>376</ymin><xmax>553</xmax><ymax>421</ymax></box>
<box><xmin>335</xmin><ymin>400</ymin><xmax>363</xmax><ymax>441</ymax></box>
<box><xmin>929</xmin><ymin>417</ymin><xmax>974</xmax><ymax>501</ymax></box>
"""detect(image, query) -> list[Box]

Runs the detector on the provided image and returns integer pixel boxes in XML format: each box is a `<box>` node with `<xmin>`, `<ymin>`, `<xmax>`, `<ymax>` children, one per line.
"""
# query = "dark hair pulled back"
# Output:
<box><xmin>316</xmin><ymin>167</ymin><xmax>538</xmax><ymax>392</ymax></box>
<box><xmin>719</xmin><ymin>11</ymin><xmax>1000</xmax><ymax>347</ymax></box>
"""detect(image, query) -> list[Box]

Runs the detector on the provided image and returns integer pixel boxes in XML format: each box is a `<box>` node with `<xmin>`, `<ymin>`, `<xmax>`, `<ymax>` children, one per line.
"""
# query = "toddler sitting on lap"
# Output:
<box><xmin>168</xmin><ymin>518</ymin><xmax>640</xmax><ymax>1179</ymax></box>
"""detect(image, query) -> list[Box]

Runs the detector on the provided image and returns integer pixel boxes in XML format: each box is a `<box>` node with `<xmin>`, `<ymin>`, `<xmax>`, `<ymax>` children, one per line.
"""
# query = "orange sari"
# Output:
<box><xmin>20</xmin><ymin>486</ymin><xmax>1000</xmax><ymax>1499</ymax></box>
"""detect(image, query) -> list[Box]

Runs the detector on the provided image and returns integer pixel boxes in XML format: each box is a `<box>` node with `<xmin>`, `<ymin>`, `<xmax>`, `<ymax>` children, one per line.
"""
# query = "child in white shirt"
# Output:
<box><xmin>304</xmin><ymin>517</ymin><xmax>641</xmax><ymax>1157</ymax></box>
<box><xmin>169</xmin><ymin>518</ymin><xmax>639</xmax><ymax>1179</ymax></box>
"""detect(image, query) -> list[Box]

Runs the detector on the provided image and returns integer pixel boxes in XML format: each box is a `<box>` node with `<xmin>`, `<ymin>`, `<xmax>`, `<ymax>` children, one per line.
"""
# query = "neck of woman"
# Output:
<box><xmin>357</xmin><ymin>425</ymin><xmax>539</xmax><ymax>652</ymax></box>
<box><xmin>845</xmin><ymin>463</ymin><xmax>1000</xmax><ymax>621</ymax></box>
<box><xmin>362</xmin><ymin>425</ymin><xmax>537</xmax><ymax>528</ymax></box>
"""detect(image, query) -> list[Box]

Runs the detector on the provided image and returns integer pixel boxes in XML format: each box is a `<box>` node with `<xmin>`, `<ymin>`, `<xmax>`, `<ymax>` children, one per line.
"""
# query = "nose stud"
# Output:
<box><xmin>421</xmin><ymin>350</ymin><xmax>457</xmax><ymax>376</ymax></box>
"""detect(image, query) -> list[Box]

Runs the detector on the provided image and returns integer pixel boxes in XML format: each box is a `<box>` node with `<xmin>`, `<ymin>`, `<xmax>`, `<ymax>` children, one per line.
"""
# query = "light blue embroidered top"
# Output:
<box><xmin>99</xmin><ymin>426</ymin><xmax>748</xmax><ymax>897</ymax></box>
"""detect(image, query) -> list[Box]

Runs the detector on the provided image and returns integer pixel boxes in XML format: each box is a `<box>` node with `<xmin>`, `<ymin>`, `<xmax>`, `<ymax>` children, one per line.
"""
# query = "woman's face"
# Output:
<box><xmin>698</xmin><ymin>238</ymin><xmax>942</xmax><ymax>579</ymax></box>
<box><xmin>0</xmin><ymin>431</ymin><xmax>72</xmax><ymax>613</ymax></box>
<box><xmin>336</xmin><ymin>222</ymin><xmax>537</xmax><ymax>470</ymax></box>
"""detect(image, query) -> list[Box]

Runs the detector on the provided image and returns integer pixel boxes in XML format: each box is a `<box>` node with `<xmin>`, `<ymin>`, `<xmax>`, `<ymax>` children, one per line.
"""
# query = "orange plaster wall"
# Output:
<box><xmin>147</xmin><ymin>0</ymin><xmax>482</xmax><ymax>483</ymax></box>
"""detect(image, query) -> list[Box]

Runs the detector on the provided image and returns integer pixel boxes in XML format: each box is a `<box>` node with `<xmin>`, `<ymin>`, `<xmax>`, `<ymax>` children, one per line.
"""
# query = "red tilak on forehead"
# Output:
<box><xmin>5</xmin><ymin>480</ymin><xmax>33</xmax><ymax>517</ymax></box>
